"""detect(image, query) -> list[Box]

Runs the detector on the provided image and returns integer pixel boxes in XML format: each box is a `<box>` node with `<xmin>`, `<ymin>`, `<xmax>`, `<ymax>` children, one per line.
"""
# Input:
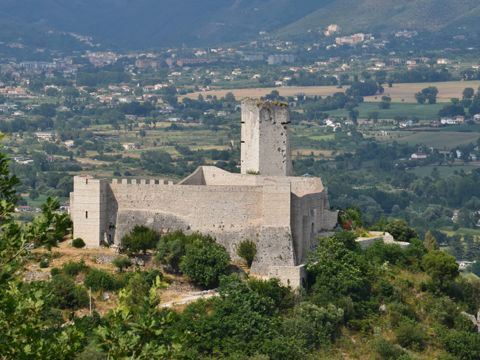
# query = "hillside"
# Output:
<box><xmin>0</xmin><ymin>0</ymin><xmax>479</xmax><ymax>49</ymax></box>
<box><xmin>279</xmin><ymin>0</ymin><xmax>480</xmax><ymax>36</ymax></box>
<box><xmin>0</xmin><ymin>0</ymin><xmax>322</xmax><ymax>49</ymax></box>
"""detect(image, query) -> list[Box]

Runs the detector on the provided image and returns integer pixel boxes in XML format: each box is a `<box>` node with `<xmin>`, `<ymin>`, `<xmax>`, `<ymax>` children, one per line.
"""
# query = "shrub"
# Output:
<box><xmin>374</xmin><ymin>338</ymin><xmax>409</xmax><ymax>360</ymax></box>
<box><xmin>84</xmin><ymin>268</ymin><xmax>119</xmax><ymax>292</ymax></box>
<box><xmin>156</xmin><ymin>230</ymin><xmax>191</xmax><ymax>273</ymax></box>
<box><xmin>395</xmin><ymin>320</ymin><xmax>426</xmax><ymax>351</ymax></box>
<box><xmin>112</xmin><ymin>256</ymin><xmax>132</xmax><ymax>272</ymax></box>
<box><xmin>50</xmin><ymin>274</ymin><xmax>89</xmax><ymax>309</ymax></box>
<box><xmin>441</xmin><ymin>329</ymin><xmax>480</xmax><ymax>360</ymax></box>
<box><xmin>248</xmin><ymin>278</ymin><xmax>295</xmax><ymax>310</ymax></box>
<box><xmin>120</xmin><ymin>273</ymin><xmax>153</xmax><ymax>315</ymax></box>
<box><xmin>180</xmin><ymin>237</ymin><xmax>230</xmax><ymax>289</ymax></box>
<box><xmin>365</xmin><ymin>241</ymin><xmax>405</xmax><ymax>266</ymax></box>
<box><xmin>50</xmin><ymin>267</ymin><xmax>60</xmax><ymax>276</ymax></box>
<box><xmin>121</xmin><ymin>225</ymin><xmax>160</xmax><ymax>255</ymax></box>
<box><xmin>72</xmin><ymin>238</ymin><xmax>86</xmax><ymax>248</ymax></box>
<box><xmin>284</xmin><ymin>303</ymin><xmax>344</xmax><ymax>350</ymax></box>
<box><xmin>383</xmin><ymin>220</ymin><xmax>418</xmax><ymax>243</ymax></box>
<box><xmin>141</xmin><ymin>269</ymin><xmax>164</xmax><ymax>286</ymax></box>
<box><xmin>39</xmin><ymin>257</ymin><xmax>50</xmax><ymax>268</ymax></box>
<box><xmin>62</xmin><ymin>260</ymin><xmax>88</xmax><ymax>277</ymax></box>
<box><xmin>236</xmin><ymin>239</ymin><xmax>257</xmax><ymax>267</ymax></box>
<box><xmin>388</xmin><ymin>302</ymin><xmax>418</xmax><ymax>327</ymax></box>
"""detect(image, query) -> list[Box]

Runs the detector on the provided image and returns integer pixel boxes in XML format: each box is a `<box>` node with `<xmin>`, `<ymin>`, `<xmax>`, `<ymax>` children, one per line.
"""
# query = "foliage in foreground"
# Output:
<box><xmin>0</xmin><ymin>145</ymin><xmax>480</xmax><ymax>359</ymax></box>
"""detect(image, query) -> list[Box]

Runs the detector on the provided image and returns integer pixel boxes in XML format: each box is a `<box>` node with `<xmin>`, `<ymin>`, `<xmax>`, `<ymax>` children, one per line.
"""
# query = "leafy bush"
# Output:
<box><xmin>180</xmin><ymin>236</ymin><xmax>230</xmax><ymax>289</ymax></box>
<box><xmin>121</xmin><ymin>226</ymin><xmax>160</xmax><ymax>255</ymax></box>
<box><xmin>374</xmin><ymin>338</ymin><xmax>410</xmax><ymax>360</ymax></box>
<box><xmin>50</xmin><ymin>274</ymin><xmax>89</xmax><ymax>309</ymax></box>
<box><xmin>62</xmin><ymin>260</ymin><xmax>88</xmax><ymax>277</ymax></box>
<box><xmin>307</xmin><ymin>234</ymin><xmax>373</xmax><ymax>315</ymax></box>
<box><xmin>284</xmin><ymin>303</ymin><xmax>344</xmax><ymax>350</ymax></box>
<box><xmin>236</xmin><ymin>239</ymin><xmax>257</xmax><ymax>267</ymax></box>
<box><xmin>50</xmin><ymin>267</ymin><xmax>60</xmax><ymax>276</ymax></box>
<box><xmin>339</xmin><ymin>207</ymin><xmax>363</xmax><ymax>230</ymax></box>
<box><xmin>395</xmin><ymin>320</ymin><xmax>426</xmax><ymax>351</ymax></box>
<box><xmin>84</xmin><ymin>269</ymin><xmax>120</xmax><ymax>292</ymax></box>
<box><xmin>112</xmin><ymin>256</ymin><xmax>132</xmax><ymax>272</ymax></box>
<box><xmin>140</xmin><ymin>269</ymin><xmax>164</xmax><ymax>286</ymax></box>
<box><xmin>388</xmin><ymin>302</ymin><xmax>418</xmax><ymax>327</ymax></box>
<box><xmin>441</xmin><ymin>329</ymin><xmax>480</xmax><ymax>360</ymax></box>
<box><xmin>176</xmin><ymin>274</ymin><xmax>278</xmax><ymax>358</ymax></box>
<box><xmin>39</xmin><ymin>257</ymin><xmax>50</xmax><ymax>268</ymax></box>
<box><xmin>364</xmin><ymin>241</ymin><xmax>405</xmax><ymax>266</ymax></box>
<box><xmin>248</xmin><ymin>278</ymin><xmax>295</xmax><ymax>310</ymax></box>
<box><xmin>72</xmin><ymin>238</ymin><xmax>86</xmax><ymax>248</ymax></box>
<box><xmin>156</xmin><ymin>230</ymin><xmax>191</xmax><ymax>273</ymax></box>
<box><xmin>383</xmin><ymin>220</ymin><xmax>418</xmax><ymax>243</ymax></box>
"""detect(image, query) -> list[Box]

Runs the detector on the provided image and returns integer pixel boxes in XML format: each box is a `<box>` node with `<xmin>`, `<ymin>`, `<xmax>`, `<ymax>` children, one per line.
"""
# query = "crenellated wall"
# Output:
<box><xmin>70</xmin><ymin>168</ymin><xmax>337</xmax><ymax>281</ymax></box>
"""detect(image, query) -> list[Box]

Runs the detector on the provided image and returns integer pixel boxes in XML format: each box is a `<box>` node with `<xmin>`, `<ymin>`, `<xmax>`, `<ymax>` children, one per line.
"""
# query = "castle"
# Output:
<box><xmin>70</xmin><ymin>99</ymin><xmax>338</xmax><ymax>287</ymax></box>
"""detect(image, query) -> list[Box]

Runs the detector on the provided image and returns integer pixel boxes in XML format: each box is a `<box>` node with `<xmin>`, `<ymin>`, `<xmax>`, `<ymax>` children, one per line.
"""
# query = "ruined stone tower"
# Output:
<box><xmin>241</xmin><ymin>99</ymin><xmax>292</xmax><ymax>176</ymax></box>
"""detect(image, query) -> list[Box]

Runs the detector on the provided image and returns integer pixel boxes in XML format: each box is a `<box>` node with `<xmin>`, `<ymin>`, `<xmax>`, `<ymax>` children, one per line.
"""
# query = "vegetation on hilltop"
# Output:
<box><xmin>1</xmin><ymin>145</ymin><xmax>480</xmax><ymax>359</ymax></box>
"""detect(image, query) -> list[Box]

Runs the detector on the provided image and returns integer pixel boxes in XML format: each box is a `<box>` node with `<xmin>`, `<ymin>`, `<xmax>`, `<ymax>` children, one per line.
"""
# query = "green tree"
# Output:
<box><xmin>112</xmin><ymin>256</ymin><xmax>132</xmax><ymax>272</ymax></box>
<box><xmin>50</xmin><ymin>273</ymin><xmax>89</xmax><ymax>310</ymax></box>
<box><xmin>424</xmin><ymin>230</ymin><xmax>439</xmax><ymax>251</ymax></box>
<box><xmin>379</xmin><ymin>95</ymin><xmax>391</xmax><ymax>109</ymax></box>
<box><xmin>25</xmin><ymin>197</ymin><xmax>71</xmax><ymax>250</ymax></box>
<box><xmin>156</xmin><ymin>230</ymin><xmax>191</xmax><ymax>273</ymax></box>
<box><xmin>236</xmin><ymin>239</ymin><xmax>257</xmax><ymax>267</ymax></box>
<box><xmin>121</xmin><ymin>225</ymin><xmax>160</xmax><ymax>255</ymax></box>
<box><xmin>0</xmin><ymin>145</ymin><xmax>85</xmax><ymax>358</ymax></box>
<box><xmin>180</xmin><ymin>236</ymin><xmax>230</xmax><ymax>288</ymax></box>
<box><xmin>283</xmin><ymin>303</ymin><xmax>343</xmax><ymax>350</ymax></box>
<box><xmin>463</xmin><ymin>87</ymin><xmax>475</xmax><ymax>101</ymax></box>
<box><xmin>339</xmin><ymin>207</ymin><xmax>363</xmax><ymax>230</ymax></box>
<box><xmin>307</xmin><ymin>234</ymin><xmax>372</xmax><ymax>315</ymax></box>
<box><xmin>422</xmin><ymin>250</ymin><xmax>459</xmax><ymax>290</ymax></box>
<box><xmin>415</xmin><ymin>87</ymin><xmax>439</xmax><ymax>104</ymax></box>
<box><xmin>383</xmin><ymin>220</ymin><xmax>418</xmax><ymax>242</ymax></box>
<box><xmin>95</xmin><ymin>278</ymin><xmax>176</xmax><ymax>359</ymax></box>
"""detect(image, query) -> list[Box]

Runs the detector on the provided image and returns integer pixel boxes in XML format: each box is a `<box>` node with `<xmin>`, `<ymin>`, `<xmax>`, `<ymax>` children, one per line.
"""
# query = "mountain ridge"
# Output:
<box><xmin>0</xmin><ymin>0</ymin><xmax>478</xmax><ymax>49</ymax></box>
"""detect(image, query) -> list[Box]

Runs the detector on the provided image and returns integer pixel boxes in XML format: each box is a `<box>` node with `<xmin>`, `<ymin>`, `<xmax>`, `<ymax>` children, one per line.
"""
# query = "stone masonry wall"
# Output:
<box><xmin>104</xmin><ymin>179</ymin><xmax>296</xmax><ymax>275</ymax></box>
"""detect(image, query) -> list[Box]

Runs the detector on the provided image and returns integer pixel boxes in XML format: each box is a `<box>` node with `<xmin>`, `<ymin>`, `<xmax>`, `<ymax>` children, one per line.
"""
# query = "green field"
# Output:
<box><xmin>387</xmin><ymin>131</ymin><xmax>480</xmax><ymax>149</ymax></box>
<box><xmin>328</xmin><ymin>102</ymin><xmax>444</xmax><ymax>120</ymax></box>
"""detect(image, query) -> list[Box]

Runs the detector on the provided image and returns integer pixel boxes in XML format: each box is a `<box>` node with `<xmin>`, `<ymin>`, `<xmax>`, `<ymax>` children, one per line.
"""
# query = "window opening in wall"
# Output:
<box><xmin>85</xmin><ymin>211</ymin><xmax>88</xmax><ymax>219</ymax></box>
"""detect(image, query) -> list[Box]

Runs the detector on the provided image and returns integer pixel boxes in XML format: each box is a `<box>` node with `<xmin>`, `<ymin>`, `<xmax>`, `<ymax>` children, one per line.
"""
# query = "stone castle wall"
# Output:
<box><xmin>70</xmin><ymin>100</ymin><xmax>338</xmax><ymax>287</ymax></box>
<box><xmin>72</xmin><ymin>176</ymin><xmax>300</xmax><ymax>275</ymax></box>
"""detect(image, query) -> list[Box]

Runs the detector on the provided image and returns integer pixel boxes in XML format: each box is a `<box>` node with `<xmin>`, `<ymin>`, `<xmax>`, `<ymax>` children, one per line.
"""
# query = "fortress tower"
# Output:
<box><xmin>70</xmin><ymin>101</ymin><xmax>338</xmax><ymax>288</ymax></box>
<box><xmin>241</xmin><ymin>99</ymin><xmax>292</xmax><ymax>176</ymax></box>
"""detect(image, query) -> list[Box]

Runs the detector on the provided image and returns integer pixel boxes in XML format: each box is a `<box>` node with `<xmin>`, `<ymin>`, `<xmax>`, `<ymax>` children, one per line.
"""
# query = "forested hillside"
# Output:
<box><xmin>0</xmin><ymin>0</ymin><xmax>479</xmax><ymax>48</ymax></box>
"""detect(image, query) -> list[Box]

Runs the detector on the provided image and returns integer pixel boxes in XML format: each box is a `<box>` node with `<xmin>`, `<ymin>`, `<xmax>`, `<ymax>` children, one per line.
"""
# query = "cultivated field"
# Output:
<box><xmin>183</xmin><ymin>80</ymin><xmax>480</xmax><ymax>103</ymax></box>
<box><xmin>365</xmin><ymin>81</ymin><xmax>480</xmax><ymax>103</ymax></box>
<box><xmin>386</xmin><ymin>130</ymin><xmax>480</xmax><ymax>149</ymax></box>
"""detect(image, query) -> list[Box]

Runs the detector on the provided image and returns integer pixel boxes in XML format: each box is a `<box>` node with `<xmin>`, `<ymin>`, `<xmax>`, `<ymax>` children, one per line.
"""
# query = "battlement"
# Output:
<box><xmin>111</xmin><ymin>178</ymin><xmax>175</xmax><ymax>186</ymax></box>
